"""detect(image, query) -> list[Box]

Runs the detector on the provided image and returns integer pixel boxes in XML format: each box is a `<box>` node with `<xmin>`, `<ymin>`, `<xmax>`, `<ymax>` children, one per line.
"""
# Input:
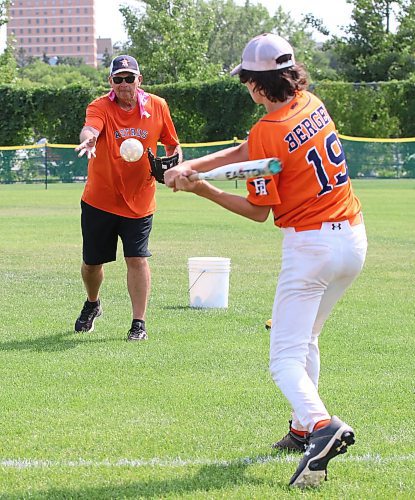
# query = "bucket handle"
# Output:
<box><xmin>188</xmin><ymin>269</ymin><xmax>206</xmax><ymax>292</ymax></box>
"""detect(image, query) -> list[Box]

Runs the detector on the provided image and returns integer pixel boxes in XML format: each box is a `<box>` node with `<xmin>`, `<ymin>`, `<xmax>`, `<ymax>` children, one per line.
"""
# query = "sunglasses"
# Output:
<box><xmin>112</xmin><ymin>75</ymin><xmax>136</xmax><ymax>84</ymax></box>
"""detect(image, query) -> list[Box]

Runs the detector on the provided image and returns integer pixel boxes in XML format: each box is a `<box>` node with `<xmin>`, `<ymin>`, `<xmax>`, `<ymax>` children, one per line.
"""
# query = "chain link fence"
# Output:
<box><xmin>1</xmin><ymin>137</ymin><xmax>414</xmax><ymax>186</ymax></box>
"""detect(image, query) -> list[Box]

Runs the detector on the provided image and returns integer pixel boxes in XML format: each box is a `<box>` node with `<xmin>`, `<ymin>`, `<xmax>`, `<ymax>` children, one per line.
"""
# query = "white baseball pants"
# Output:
<box><xmin>269</xmin><ymin>218</ymin><xmax>367</xmax><ymax>433</ymax></box>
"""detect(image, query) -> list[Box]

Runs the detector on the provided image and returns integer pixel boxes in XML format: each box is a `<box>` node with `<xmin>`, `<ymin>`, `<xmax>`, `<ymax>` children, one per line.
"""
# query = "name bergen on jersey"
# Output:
<box><xmin>114</xmin><ymin>128</ymin><xmax>148</xmax><ymax>140</ymax></box>
<box><xmin>251</xmin><ymin>104</ymin><xmax>332</xmax><ymax>197</ymax></box>
<box><xmin>284</xmin><ymin>104</ymin><xmax>331</xmax><ymax>153</ymax></box>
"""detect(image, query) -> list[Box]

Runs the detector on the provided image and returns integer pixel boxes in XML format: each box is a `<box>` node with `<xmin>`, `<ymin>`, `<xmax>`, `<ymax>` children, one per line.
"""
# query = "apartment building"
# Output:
<box><xmin>7</xmin><ymin>0</ymin><xmax>97</xmax><ymax>66</ymax></box>
<box><xmin>96</xmin><ymin>36</ymin><xmax>112</xmax><ymax>66</ymax></box>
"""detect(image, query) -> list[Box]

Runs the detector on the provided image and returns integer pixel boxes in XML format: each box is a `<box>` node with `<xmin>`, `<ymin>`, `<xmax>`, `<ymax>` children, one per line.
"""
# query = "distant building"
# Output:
<box><xmin>7</xmin><ymin>0</ymin><xmax>98</xmax><ymax>66</ymax></box>
<box><xmin>96</xmin><ymin>36</ymin><xmax>112</xmax><ymax>66</ymax></box>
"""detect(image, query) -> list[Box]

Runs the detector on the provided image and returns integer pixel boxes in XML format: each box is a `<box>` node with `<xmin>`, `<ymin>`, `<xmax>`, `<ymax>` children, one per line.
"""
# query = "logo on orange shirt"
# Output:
<box><xmin>249</xmin><ymin>178</ymin><xmax>271</xmax><ymax>196</ymax></box>
<box><xmin>114</xmin><ymin>128</ymin><xmax>148</xmax><ymax>140</ymax></box>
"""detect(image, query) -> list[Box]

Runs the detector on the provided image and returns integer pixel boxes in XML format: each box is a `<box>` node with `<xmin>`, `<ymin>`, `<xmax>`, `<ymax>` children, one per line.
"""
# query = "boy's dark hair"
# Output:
<box><xmin>239</xmin><ymin>55</ymin><xmax>308</xmax><ymax>102</ymax></box>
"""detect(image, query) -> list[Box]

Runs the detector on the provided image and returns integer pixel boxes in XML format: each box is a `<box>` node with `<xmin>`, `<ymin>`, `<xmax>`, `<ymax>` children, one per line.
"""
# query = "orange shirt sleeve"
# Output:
<box><xmin>246</xmin><ymin>175</ymin><xmax>281</xmax><ymax>206</ymax></box>
<box><xmin>245</xmin><ymin>127</ymin><xmax>282</xmax><ymax>206</ymax></box>
<box><xmin>85</xmin><ymin>101</ymin><xmax>105</xmax><ymax>132</ymax></box>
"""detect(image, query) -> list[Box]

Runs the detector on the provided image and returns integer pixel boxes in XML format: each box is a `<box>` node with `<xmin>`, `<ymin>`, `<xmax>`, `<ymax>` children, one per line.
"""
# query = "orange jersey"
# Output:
<box><xmin>246</xmin><ymin>91</ymin><xmax>361</xmax><ymax>228</ymax></box>
<box><xmin>81</xmin><ymin>92</ymin><xmax>179</xmax><ymax>218</ymax></box>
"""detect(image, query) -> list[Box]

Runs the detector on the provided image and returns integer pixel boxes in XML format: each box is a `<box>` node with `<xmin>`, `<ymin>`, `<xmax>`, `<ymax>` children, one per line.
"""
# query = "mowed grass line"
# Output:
<box><xmin>0</xmin><ymin>180</ymin><xmax>414</xmax><ymax>499</ymax></box>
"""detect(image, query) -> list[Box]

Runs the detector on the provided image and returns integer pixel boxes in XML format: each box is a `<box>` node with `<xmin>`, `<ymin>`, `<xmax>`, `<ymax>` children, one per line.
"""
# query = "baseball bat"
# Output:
<box><xmin>188</xmin><ymin>158</ymin><xmax>281</xmax><ymax>181</ymax></box>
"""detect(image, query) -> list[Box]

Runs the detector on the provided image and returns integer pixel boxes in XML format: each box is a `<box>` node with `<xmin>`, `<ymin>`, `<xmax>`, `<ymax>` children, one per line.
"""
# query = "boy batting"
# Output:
<box><xmin>165</xmin><ymin>33</ymin><xmax>367</xmax><ymax>488</ymax></box>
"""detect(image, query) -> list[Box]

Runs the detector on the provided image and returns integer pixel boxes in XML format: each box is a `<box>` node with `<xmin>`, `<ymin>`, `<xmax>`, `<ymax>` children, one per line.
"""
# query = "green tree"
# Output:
<box><xmin>0</xmin><ymin>38</ymin><xmax>17</xmax><ymax>84</ymax></box>
<box><xmin>326</xmin><ymin>0</ymin><xmax>415</xmax><ymax>81</ymax></box>
<box><xmin>391</xmin><ymin>0</ymin><xmax>415</xmax><ymax>79</ymax></box>
<box><xmin>120</xmin><ymin>0</ymin><xmax>333</xmax><ymax>84</ymax></box>
<box><xmin>17</xmin><ymin>59</ymin><xmax>108</xmax><ymax>88</ymax></box>
<box><xmin>57</xmin><ymin>56</ymin><xmax>85</xmax><ymax>66</ymax></box>
<box><xmin>205</xmin><ymin>0</ymin><xmax>275</xmax><ymax>73</ymax></box>
<box><xmin>16</xmin><ymin>47</ymin><xmax>28</xmax><ymax>67</ymax></box>
<box><xmin>101</xmin><ymin>48</ymin><xmax>112</xmax><ymax>68</ymax></box>
<box><xmin>0</xmin><ymin>0</ymin><xmax>11</xmax><ymax>25</ymax></box>
<box><xmin>0</xmin><ymin>1</ymin><xmax>17</xmax><ymax>83</ymax></box>
<box><xmin>120</xmin><ymin>0</ymin><xmax>221</xmax><ymax>84</ymax></box>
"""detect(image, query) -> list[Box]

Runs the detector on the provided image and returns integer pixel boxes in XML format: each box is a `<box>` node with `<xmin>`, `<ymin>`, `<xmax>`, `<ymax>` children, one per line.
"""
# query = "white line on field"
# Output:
<box><xmin>1</xmin><ymin>454</ymin><xmax>414</xmax><ymax>469</ymax></box>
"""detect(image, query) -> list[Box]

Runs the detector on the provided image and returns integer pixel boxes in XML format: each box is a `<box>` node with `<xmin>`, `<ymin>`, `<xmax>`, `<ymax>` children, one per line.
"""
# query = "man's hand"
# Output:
<box><xmin>174</xmin><ymin>174</ymin><xmax>205</xmax><ymax>194</ymax></box>
<box><xmin>75</xmin><ymin>136</ymin><xmax>97</xmax><ymax>159</ymax></box>
<box><xmin>164</xmin><ymin>161</ymin><xmax>195</xmax><ymax>189</ymax></box>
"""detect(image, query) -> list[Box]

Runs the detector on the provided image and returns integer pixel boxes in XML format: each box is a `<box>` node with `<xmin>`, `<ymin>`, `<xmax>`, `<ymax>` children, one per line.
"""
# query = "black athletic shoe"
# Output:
<box><xmin>272</xmin><ymin>421</ymin><xmax>308</xmax><ymax>452</ymax></box>
<box><xmin>127</xmin><ymin>320</ymin><xmax>148</xmax><ymax>341</ymax></box>
<box><xmin>289</xmin><ymin>416</ymin><xmax>355</xmax><ymax>488</ymax></box>
<box><xmin>74</xmin><ymin>300</ymin><xmax>102</xmax><ymax>333</ymax></box>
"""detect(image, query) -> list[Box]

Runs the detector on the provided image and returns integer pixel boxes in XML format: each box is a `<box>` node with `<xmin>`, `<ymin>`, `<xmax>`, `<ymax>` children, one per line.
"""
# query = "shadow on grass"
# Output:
<box><xmin>15</xmin><ymin>459</ymin><xmax>288</xmax><ymax>499</ymax></box>
<box><xmin>0</xmin><ymin>331</ymin><xmax>114</xmax><ymax>353</ymax></box>
<box><xmin>162</xmin><ymin>305</ymin><xmax>191</xmax><ymax>310</ymax></box>
<box><xmin>162</xmin><ymin>305</ymin><xmax>229</xmax><ymax>311</ymax></box>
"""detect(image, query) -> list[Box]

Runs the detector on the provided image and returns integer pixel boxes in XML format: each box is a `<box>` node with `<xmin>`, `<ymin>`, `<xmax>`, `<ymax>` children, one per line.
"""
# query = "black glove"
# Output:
<box><xmin>147</xmin><ymin>148</ymin><xmax>180</xmax><ymax>184</ymax></box>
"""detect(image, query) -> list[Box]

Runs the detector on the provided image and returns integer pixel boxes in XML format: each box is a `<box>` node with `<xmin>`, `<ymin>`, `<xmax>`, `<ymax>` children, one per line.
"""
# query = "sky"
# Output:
<box><xmin>1</xmin><ymin>0</ymin><xmax>353</xmax><ymax>51</ymax></box>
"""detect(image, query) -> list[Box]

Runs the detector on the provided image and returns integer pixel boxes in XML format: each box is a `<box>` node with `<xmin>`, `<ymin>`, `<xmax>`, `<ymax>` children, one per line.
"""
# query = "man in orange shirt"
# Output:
<box><xmin>165</xmin><ymin>34</ymin><xmax>367</xmax><ymax>488</ymax></box>
<box><xmin>75</xmin><ymin>55</ymin><xmax>182</xmax><ymax>341</ymax></box>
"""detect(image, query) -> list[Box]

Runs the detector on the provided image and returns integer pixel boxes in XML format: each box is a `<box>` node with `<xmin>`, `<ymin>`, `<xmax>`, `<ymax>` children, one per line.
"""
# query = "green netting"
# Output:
<box><xmin>1</xmin><ymin>138</ymin><xmax>414</xmax><ymax>184</ymax></box>
<box><xmin>341</xmin><ymin>138</ymin><xmax>415</xmax><ymax>178</ymax></box>
<box><xmin>178</xmin><ymin>143</ymin><xmax>237</xmax><ymax>160</ymax></box>
<box><xmin>0</xmin><ymin>146</ymin><xmax>87</xmax><ymax>184</ymax></box>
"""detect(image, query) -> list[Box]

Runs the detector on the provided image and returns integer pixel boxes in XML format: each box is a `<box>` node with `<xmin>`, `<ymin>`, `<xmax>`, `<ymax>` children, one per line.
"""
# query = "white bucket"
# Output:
<box><xmin>188</xmin><ymin>257</ymin><xmax>231</xmax><ymax>308</ymax></box>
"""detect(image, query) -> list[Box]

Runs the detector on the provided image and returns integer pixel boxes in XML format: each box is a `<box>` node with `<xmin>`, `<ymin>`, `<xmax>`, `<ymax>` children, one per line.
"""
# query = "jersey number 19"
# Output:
<box><xmin>306</xmin><ymin>131</ymin><xmax>349</xmax><ymax>197</ymax></box>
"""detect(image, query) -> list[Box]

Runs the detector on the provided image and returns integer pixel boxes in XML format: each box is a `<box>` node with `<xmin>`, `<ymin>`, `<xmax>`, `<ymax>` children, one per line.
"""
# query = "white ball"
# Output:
<box><xmin>120</xmin><ymin>138</ymin><xmax>144</xmax><ymax>162</ymax></box>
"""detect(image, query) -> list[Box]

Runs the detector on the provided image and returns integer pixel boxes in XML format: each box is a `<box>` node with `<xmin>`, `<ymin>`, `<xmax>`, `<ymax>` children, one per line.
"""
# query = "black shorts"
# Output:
<box><xmin>81</xmin><ymin>201</ymin><xmax>153</xmax><ymax>265</ymax></box>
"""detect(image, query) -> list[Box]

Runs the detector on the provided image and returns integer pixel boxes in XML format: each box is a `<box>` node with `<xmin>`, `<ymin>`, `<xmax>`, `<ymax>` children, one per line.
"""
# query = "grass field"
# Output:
<box><xmin>0</xmin><ymin>180</ymin><xmax>414</xmax><ymax>499</ymax></box>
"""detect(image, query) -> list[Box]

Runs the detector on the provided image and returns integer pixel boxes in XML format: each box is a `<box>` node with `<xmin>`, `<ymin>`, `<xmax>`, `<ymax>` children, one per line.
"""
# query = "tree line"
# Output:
<box><xmin>1</xmin><ymin>0</ymin><xmax>415</xmax><ymax>86</ymax></box>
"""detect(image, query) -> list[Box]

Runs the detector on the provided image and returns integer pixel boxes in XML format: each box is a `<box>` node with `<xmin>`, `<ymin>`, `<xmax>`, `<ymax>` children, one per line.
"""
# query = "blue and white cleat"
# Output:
<box><xmin>289</xmin><ymin>416</ymin><xmax>355</xmax><ymax>488</ymax></box>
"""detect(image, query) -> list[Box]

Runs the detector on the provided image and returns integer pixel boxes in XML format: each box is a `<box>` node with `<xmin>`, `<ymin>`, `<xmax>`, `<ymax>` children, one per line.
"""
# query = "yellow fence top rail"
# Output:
<box><xmin>338</xmin><ymin>134</ymin><xmax>415</xmax><ymax>143</ymax></box>
<box><xmin>0</xmin><ymin>144</ymin><xmax>45</xmax><ymax>150</ymax></box>
<box><xmin>0</xmin><ymin>140</ymin><xmax>244</xmax><ymax>150</ymax></box>
<box><xmin>1</xmin><ymin>136</ymin><xmax>415</xmax><ymax>150</ymax></box>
